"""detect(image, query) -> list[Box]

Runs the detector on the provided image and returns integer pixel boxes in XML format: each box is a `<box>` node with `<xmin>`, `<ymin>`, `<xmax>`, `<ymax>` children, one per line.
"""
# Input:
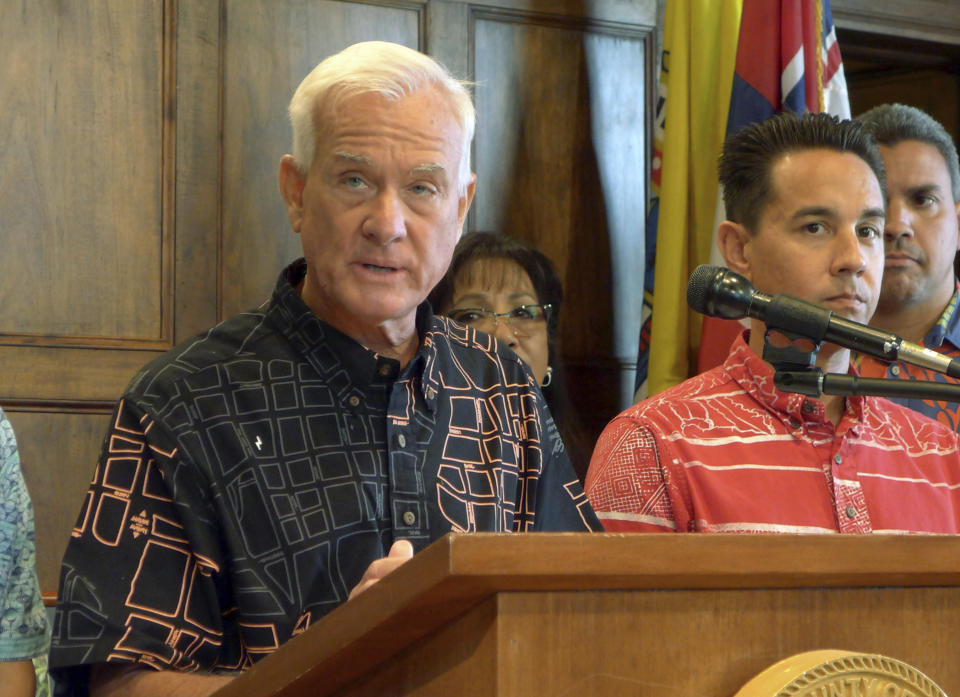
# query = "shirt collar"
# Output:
<box><xmin>722</xmin><ymin>330</ymin><xmax>864</xmax><ymax>425</ymax></box>
<box><xmin>271</xmin><ymin>259</ymin><xmax>431</xmax><ymax>390</ymax></box>
<box><xmin>404</xmin><ymin>304</ymin><xmax>444</xmax><ymax>412</ymax></box>
<box><xmin>925</xmin><ymin>280</ymin><xmax>960</xmax><ymax>349</ymax></box>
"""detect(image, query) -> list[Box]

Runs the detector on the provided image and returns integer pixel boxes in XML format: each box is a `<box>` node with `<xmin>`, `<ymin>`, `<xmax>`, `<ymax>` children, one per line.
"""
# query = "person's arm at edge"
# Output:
<box><xmin>0</xmin><ymin>660</ymin><xmax>35</xmax><ymax>697</ymax></box>
<box><xmin>90</xmin><ymin>663</ymin><xmax>233</xmax><ymax>697</ymax></box>
<box><xmin>0</xmin><ymin>412</ymin><xmax>48</xmax><ymax>697</ymax></box>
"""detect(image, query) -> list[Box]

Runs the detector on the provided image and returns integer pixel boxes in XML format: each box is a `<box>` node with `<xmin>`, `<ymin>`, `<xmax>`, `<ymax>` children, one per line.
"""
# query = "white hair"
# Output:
<box><xmin>288</xmin><ymin>41</ymin><xmax>475</xmax><ymax>194</ymax></box>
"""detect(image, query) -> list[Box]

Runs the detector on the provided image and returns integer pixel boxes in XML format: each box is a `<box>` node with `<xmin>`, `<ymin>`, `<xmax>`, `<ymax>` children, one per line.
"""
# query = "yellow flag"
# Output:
<box><xmin>648</xmin><ymin>0</ymin><xmax>743</xmax><ymax>396</ymax></box>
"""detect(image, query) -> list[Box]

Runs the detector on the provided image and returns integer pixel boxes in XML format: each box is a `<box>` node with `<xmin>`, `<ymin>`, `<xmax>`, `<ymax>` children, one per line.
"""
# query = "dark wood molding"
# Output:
<box><xmin>0</xmin><ymin>398</ymin><xmax>116</xmax><ymax>414</ymax></box>
<box><xmin>0</xmin><ymin>335</ymin><xmax>174</xmax><ymax>350</ymax></box>
<box><xmin>470</xmin><ymin>4</ymin><xmax>655</xmax><ymax>38</ymax></box>
<box><xmin>161</xmin><ymin>0</ymin><xmax>178</xmax><ymax>346</ymax></box>
<box><xmin>833</xmin><ymin>0</ymin><xmax>960</xmax><ymax>45</ymax></box>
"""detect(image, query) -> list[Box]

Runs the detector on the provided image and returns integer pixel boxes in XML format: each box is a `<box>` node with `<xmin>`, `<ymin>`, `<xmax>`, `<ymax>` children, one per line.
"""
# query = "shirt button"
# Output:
<box><xmin>378</xmin><ymin>364</ymin><xmax>392</xmax><ymax>376</ymax></box>
<box><xmin>788</xmin><ymin>418</ymin><xmax>801</xmax><ymax>429</ymax></box>
<box><xmin>397</xmin><ymin>434</ymin><xmax>407</xmax><ymax>448</ymax></box>
<box><xmin>845</xmin><ymin>505</ymin><xmax>857</xmax><ymax>519</ymax></box>
<box><xmin>833</xmin><ymin>454</ymin><xmax>842</xmax><ymax>465</ymax></box>
<box><xmin>802</xmin><ymin>401</ymin><xmax>814</xmax><ymax>414</ymax></box>
<box><xmin>426</xmin><ymin>387</ymin><xmax>436</xmax><ymax>400</ymax></box>
<box><xmin>402</xmin><ymin>510</ymin><xmax>416</xmax><ymax>526</ymax></box>
<box><xmin>348</xmin><ymin>395</ymin><xmax>360</xmax><ymax>407</ymax></box>
<box><xmin>891</xmin><ymin>365</ymin><xmax>901</xmax><ymax>376</ymax></box>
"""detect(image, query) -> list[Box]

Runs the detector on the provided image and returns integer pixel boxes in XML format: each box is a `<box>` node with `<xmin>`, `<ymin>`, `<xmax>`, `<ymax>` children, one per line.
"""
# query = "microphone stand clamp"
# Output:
<box><xmin>763</xmin><ymin>327</ymin><xmax>960</xmax><ymax>404</ymax></box>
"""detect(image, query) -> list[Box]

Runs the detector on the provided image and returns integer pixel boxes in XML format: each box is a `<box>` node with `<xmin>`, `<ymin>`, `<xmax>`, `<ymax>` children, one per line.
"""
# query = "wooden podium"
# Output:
<box><xmin>213</xmin><ymin>534</ymin><xmax>960</xmax><ymax>697</ymax></box>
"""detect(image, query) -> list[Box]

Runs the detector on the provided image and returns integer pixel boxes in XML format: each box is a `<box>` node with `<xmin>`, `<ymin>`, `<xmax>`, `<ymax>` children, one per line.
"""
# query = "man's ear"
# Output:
<box><xmin>456</xmin><ymin>174</ymin><xmax>477</xmax><ymax>240</ymax></box>
<box><xmin>279</xmin><ymin>155</ymin><xmax>306</xmax><ymax>233</ymax></box>
<box><xmin>954</xmin><ymin>200</ymin><xmax>960</xmax><ymax>252</ymax></box>
<box><xmin>716</xmin><ymin>220</ymin><xmax>753</xmax><ymax>279</ymax></box>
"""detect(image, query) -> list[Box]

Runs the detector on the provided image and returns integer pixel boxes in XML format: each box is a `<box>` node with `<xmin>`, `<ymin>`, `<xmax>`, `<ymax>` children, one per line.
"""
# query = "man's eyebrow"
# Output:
<box><xmin>333</xmin><ymin>151</ymin><xmax>372</xmax><ymax>165</ymax></box>
<box><xmin>411</xmin><ymin>163</ymin><xmax>446</xmax><ymax>176</ymax></box>
<box><xmin>789</xmin><ymin>205</ymin><xmax>885</xmax><ymax>222</ymax></box>
<box><xmin>332</xmin><ymin>154</ymin><xmax>446</xmax><ymax>178</ymax></box>
<box><xmin>906</xmin><ymin>183</ymin><xmax>943</xmax><ymax>197</ymax></box>
<box><xmin>790</xmin><ymin>206</ymin><xmax>836</xmax><ymax>220</ymax></box>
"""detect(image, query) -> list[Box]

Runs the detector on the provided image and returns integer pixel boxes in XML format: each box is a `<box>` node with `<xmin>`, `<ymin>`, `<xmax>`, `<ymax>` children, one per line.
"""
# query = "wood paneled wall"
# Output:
<box><xmin>3</xmin><ymin>0</ymin><xmax>178</xmax><ymax>598</ymax></box>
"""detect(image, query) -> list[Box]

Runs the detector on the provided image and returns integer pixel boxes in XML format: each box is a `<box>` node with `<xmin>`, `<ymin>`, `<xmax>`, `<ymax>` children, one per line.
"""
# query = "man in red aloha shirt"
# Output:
<box><xmin>585</xmin><ymin>112</ymin><xmax>960</xmax><ymax>535</ymax></box>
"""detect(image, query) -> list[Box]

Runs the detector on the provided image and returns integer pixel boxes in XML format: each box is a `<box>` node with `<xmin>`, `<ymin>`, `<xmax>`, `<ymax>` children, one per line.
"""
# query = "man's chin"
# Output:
<box><xmin>823</xmin><ymin>299</ymin><xmax>873</xmax><ymax>326</ymax></box>
<box><xmin>877</xmin><ymin>279</ymin><xmax>921</xmax><ymax>312</ymax></box>
<box><xmin>845</xmin><ymin>311</ymin><xmax>873</xmax><ymax>326</ymax></box>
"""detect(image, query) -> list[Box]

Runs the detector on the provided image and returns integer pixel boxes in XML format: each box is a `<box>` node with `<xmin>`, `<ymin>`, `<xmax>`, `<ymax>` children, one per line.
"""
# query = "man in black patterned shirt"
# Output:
<box><xmin>50</xmin><ymin>41</ymin><xmax>599</xmax><ymax>697</ymax></box>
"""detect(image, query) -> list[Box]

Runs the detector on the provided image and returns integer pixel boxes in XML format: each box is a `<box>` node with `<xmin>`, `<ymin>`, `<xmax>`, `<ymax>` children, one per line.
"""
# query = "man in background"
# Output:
<box><xmin>51</xmin><ymin>41</ymin><xmax>597</xmax><ymax>697</ymax></box>
<box><xmin>585</xmin><ymin>112</ymin><xmax>960</xmax><ymax>535</ymax></box>
<box><xmin>855</xmin><ymin>104</ymin><xmax>960</xmax><ymax>430</ymax></box>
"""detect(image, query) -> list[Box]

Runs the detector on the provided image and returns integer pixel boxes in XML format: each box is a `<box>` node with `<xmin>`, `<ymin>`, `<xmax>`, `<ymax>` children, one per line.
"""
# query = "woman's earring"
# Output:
<box><xmin>542</xmin><ymin>366</ymin><xmax>553</xmax><ymax>387</ymax></box>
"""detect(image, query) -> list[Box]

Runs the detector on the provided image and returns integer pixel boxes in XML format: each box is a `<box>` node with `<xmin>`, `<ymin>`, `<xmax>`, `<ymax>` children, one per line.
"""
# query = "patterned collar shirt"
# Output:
<box><xmin>0</xmin><ymin>408</ymin><xmax>51</xmax><ymax>686</ymax></box>
<box><xmin>50</xmin><ymin>259</ymin><xmax>598</xmax><ymax>694</ymax></box>
<box><xmin>585</xmin><ymin>332</ymin><xmax>960</xmax><ymax>535</ymax></box>
<box><xmin>854</xmin><ymin>280</ymin><xmax>960</xmax><ymax>432</ymax></box>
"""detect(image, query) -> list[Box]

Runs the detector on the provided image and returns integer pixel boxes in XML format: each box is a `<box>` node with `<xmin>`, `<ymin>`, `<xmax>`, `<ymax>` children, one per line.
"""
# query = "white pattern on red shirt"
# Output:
<box><xmin>586</xmin><ymin>333</ymin><xmax>960</xmax><ymax>534</ymax></box>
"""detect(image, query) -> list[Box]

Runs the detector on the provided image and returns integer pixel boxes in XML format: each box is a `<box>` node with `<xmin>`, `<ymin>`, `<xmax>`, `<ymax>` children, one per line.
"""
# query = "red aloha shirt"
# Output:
<box><xmin>586</xmin><ymin>332</ymin><xmax>960</xmax><ymax>534</ymax></box>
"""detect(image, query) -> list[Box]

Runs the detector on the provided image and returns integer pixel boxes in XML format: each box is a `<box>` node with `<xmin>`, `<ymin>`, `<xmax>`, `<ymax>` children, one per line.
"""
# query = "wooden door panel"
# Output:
<box><xmin>468</xmin><ymin>4</ymin><xmax>653</xmax><ymax>444</ymax></box>
<box><xmin>173</xmin><ymin>0</ymin><xmax>226</xmax><ymax>341</ymax></box>
<box><xmin>1</xmin><ymin>0</ymin><xmax>169</xmax><ymax>342</ymax></box>
<box><xmin>0</xmin><ymin>0</ymin><xmax>199</xmax><ymax>598</ymax></box>
<box><xmin>472</xmin><ymin>13</ymin><xmax>650</xmax><ymax>359</ymax></box>
<box><xmin>0</xmin><ymin>347</ymin><xmax>159</xmax><ymax>402</ymax></box>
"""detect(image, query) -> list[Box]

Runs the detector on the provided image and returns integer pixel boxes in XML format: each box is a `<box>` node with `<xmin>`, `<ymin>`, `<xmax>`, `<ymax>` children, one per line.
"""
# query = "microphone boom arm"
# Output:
<box><xmin>775</xmin><ymin>370</ymin><xmax>960</xmax><ymax>403</ymax></box>
<box><xmin>687</xmin><ymin>264</ymin><xmax>960</xmax><ymax>379</ymax></box>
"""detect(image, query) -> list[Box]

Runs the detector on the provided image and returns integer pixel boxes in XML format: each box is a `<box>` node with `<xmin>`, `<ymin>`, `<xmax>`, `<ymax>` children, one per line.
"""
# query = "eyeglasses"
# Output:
<box><xmin>447</xmin><ymin>304</ymin><xmax>552</xmax><ymax>336</ymax></box>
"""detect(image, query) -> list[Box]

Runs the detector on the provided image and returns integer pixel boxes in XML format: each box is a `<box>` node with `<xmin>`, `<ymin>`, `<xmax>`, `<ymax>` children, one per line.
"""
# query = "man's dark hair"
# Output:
<box><xmin>719</xmin><ymin>112</ymin><xmax>886</xmax><ymax>231</ymax></box>
<box><xmin>857</xmin><ymin>103</ymin><xmax>960</xmax><ymax>202</ymax></box>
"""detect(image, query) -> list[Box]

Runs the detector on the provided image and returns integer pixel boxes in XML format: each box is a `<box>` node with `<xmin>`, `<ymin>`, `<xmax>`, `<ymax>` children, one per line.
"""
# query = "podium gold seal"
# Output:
<box><xmin>734</xmin><ymin>650</ymin><xmax>948</xmax><ymax>697</ymax></box>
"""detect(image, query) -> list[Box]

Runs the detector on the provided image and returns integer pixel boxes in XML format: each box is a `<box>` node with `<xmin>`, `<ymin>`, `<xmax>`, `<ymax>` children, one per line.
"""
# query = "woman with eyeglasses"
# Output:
<box><xmin>429</xmin><ymin>232</ymin><xmax>590</xmax><ymax>479</ymax></box>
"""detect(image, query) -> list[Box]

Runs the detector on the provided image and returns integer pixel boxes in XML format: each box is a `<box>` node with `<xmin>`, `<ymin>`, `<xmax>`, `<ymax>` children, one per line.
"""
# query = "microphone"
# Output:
<box><xmin>687</xmin><ymin>264</ymin><xmax>960</xmax><ymax>379</ymax></box>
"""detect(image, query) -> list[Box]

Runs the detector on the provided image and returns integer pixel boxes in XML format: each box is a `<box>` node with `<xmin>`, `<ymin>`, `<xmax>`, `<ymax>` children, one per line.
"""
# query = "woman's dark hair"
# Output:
<box><xmin>430</xmin><ymin>231</ymin><xmax>591</xmax><ymax>481</ymax></box>
<box><xmin>429</xmin><ymin>231</ymin><xmax>563</xmax><ymax>341</ymax></box>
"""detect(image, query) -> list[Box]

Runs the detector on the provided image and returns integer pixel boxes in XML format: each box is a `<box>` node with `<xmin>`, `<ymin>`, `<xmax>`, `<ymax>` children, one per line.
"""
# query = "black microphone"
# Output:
<box><xmin>687</xmin><ymin>264</ymin><xmax>960</xmax><ymax>379</ymax></box>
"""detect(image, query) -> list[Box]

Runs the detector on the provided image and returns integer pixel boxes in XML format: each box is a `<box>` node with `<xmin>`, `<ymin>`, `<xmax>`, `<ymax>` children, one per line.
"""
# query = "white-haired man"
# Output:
<box><xmin>50</xmin><ymin>42</ymin><xmax>599</xmax><ymax>697</ymax></box>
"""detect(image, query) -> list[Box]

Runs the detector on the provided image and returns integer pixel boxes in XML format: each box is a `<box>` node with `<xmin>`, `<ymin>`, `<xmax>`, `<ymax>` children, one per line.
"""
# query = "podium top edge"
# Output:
<box><xmin>436</xmin><ymin>532</ymin><xmax>960</xmax><ymax>584</ymax></box>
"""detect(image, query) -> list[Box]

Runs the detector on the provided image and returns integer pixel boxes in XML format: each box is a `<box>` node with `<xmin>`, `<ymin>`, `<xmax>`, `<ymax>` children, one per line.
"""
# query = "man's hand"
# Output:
<box><xmin>349</xmin><ymin>539</ymin><xmax>414</xmax><ymax>600</ymax></box>
<box><xmin>90</xmin><ymin>663</ymin><xmax>234</xmax><ymax>697</ymax></box>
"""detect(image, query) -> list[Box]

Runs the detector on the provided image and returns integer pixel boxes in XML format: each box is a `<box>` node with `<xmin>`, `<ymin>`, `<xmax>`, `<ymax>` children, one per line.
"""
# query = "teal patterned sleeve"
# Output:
<box><xmin>0</xmin><ymin>409</ymin><xmax>50</xmax><ymax>663</ymax></box>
